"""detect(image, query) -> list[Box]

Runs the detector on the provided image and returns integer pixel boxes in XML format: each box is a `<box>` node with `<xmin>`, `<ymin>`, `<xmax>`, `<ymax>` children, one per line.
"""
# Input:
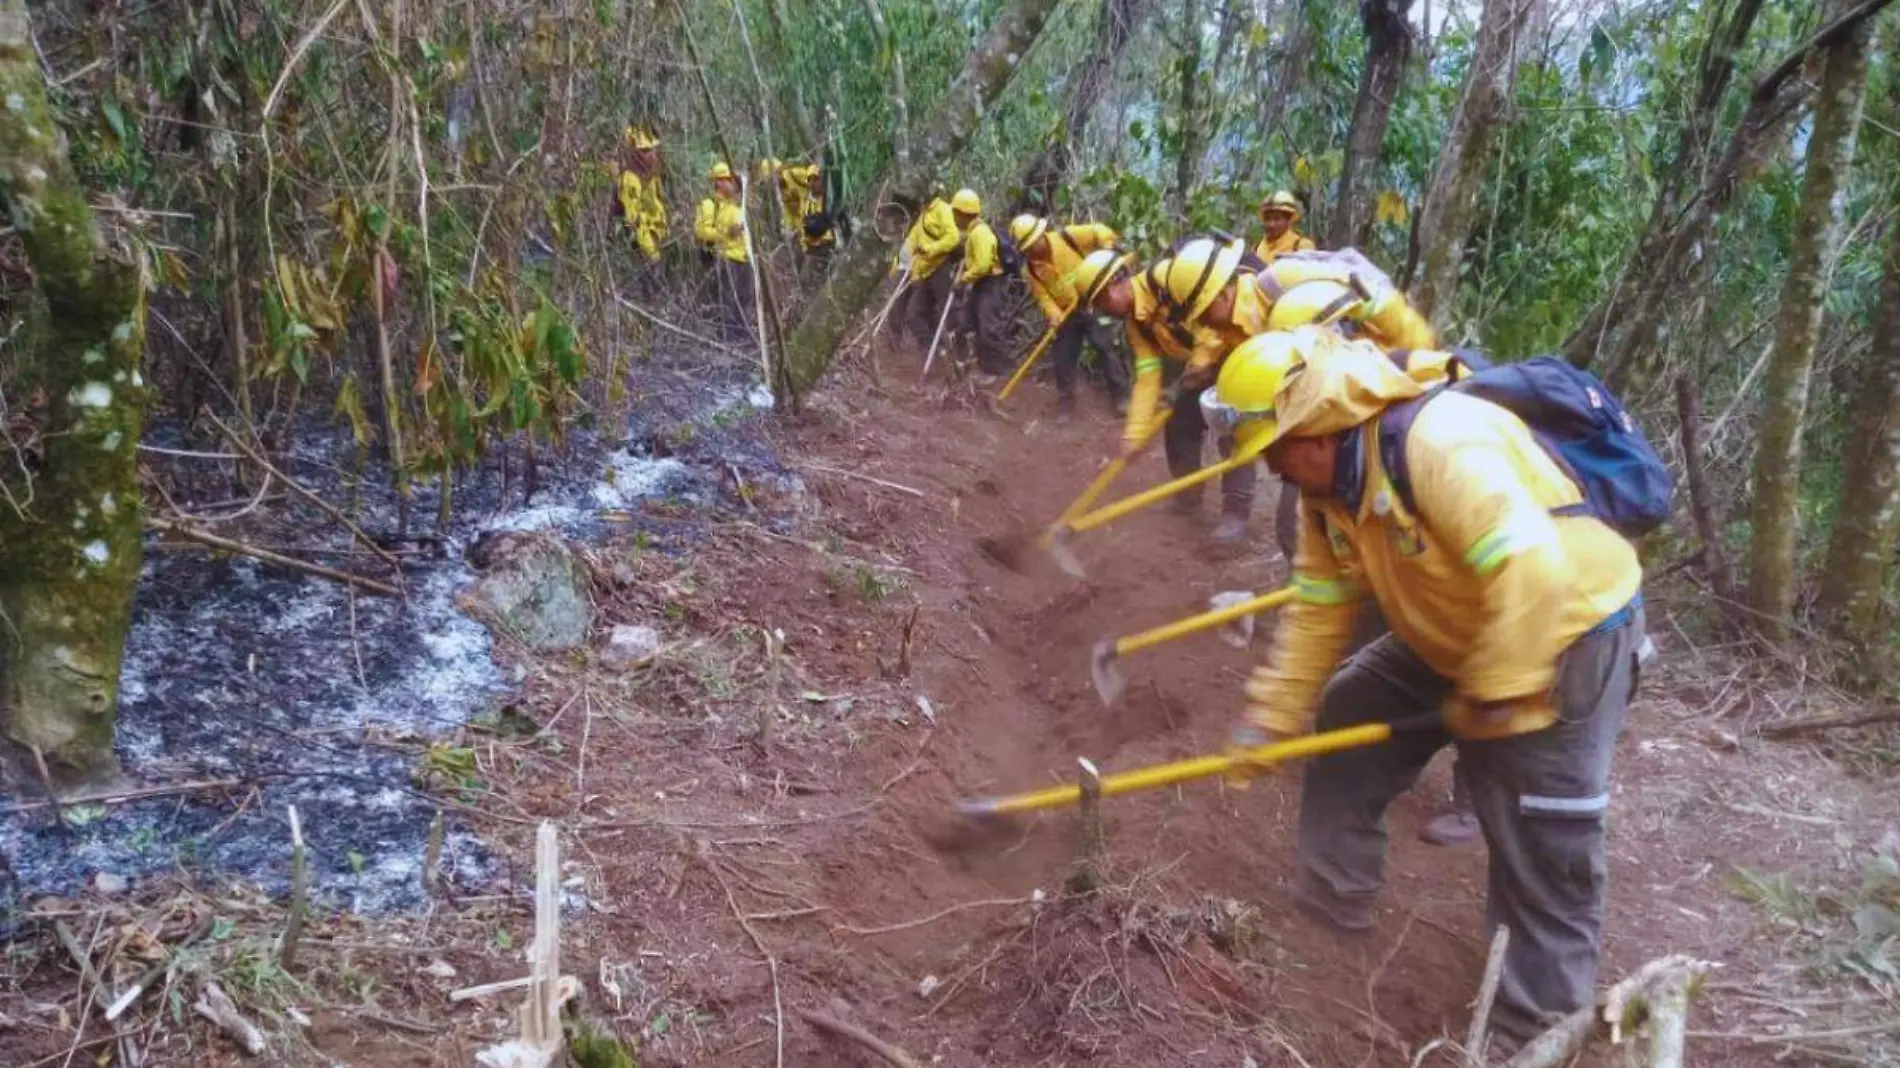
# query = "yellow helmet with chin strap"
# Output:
<box><xmin>1009</xmin><ymin>213</ymin><xmax>1050</xmax><ymax>250</ymax></box>
<box><xmin>625</xmin><ymin>126</ymin><xmax>660</xmax><ymax>150</ymax></box>
<box><xmin>1149</xmin><ymin>237</ymin><xmax>1246</xmax><ymax>325</ymax></box>
<box><xmin>1265</xmin><ymin>278</ymin><xmax>1365</xmax><ymax>331</ymax></box>
<box><xmin>708</xmin><ymin>161</ymin><xmax>735</xmax><ymax>181</ymax></box>
<box><xmin>1209</xmin><ymin>331</ymin><xmax>1308</xmax><ymax>461</ymax></box>
<box><xmin>1072</xmin><ymin>248</ymin><xmax>1137</xmax><ymax>309</ymax></box>
<box><xmin>951</xmin><ymin>188</ymin><xmax>982</xmax><ymax>215</ymax></box>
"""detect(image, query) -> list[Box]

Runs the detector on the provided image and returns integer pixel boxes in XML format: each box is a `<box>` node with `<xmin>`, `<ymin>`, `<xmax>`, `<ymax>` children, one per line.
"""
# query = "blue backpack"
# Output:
<box><xmin>1376</xmin><ymin>355</ymin><xmax>1674</xmax><ymax>539</ymax></box>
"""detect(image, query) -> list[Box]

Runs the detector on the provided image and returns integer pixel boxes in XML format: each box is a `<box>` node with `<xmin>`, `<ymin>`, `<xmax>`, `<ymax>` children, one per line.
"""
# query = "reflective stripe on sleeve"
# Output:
<box><xmin>1135</xmin><ymin>357</ymin><xmax>1164</xmax><ymax>375</ymax></box>
<box><xmin>1519</xmin><ymin>792</ymin><xmax>1609</xmax><ymax>817</ymax></box>
<box><xmin>1463</xmin><ymin>511</ymin><xmax>1547</xmax><ymax>577</ymax></box>
<box><xmin>1293</xmin><ymin>573</ymin><xmax>1357</xmax><ymax>606</ymax></box>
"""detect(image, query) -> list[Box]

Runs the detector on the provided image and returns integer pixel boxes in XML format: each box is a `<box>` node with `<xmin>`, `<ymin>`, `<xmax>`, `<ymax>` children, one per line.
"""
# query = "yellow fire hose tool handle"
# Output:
<box><xmin>955</xmin><ymin>720</ymin><xmax>1403</xmax><ymax>818</ymax></box>
<box><xmin>996</xmin><ymin>325</ymin><xmax>1062</xmax><ymax>403</ymax></box>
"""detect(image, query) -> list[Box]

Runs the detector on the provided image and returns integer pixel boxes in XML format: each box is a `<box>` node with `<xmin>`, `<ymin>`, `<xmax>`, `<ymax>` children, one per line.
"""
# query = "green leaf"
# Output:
<box><xmin>347</xmin><ymin>850</ymin><xmax>367</xmax><ymax>873</ymax></box>
<box><xmin>101</xmin><ymin>98</ymin><xmax>129</xmax><ymax>143</ymax></box>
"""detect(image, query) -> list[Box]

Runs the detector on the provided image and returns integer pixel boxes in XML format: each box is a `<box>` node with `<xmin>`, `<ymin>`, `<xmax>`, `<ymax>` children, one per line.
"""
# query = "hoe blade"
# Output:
<box><xmin>1090</xmin><ymin>640</ymin><xmax>1125</xmax><ymax>706</ymax></box>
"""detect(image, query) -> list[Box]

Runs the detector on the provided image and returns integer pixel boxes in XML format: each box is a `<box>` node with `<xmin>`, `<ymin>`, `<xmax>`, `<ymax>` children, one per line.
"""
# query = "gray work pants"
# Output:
<box><xmin>1165</xmin><ymin>384</ymin><xmax>1257</xmax><ymax>518</ymax></box>
<box><xmin>1297</xmin><ymin>606</ymin><xmax>1644</xmax><ymax>1039</ymax></box>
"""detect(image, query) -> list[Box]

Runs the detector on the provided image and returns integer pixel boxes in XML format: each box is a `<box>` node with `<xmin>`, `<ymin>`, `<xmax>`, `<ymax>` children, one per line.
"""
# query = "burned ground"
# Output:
<box><xmin>3</xmin><ymin>345</ymin><xmax>1897</xmax><ymax>1067</ymax></box>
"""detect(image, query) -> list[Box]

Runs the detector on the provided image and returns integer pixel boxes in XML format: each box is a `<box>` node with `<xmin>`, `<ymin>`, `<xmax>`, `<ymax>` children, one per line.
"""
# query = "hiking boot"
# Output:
<box><xmin>1055</xmin><ymin>393</ymin><xmax>1077</xmax><ymax>418</ymax></box>
<box><xmin>1210</xmin><ymin>514</ymin><xmax>1250</xmax><ymax>545</ymax></box>
<box><xmin>1292</xmin><ymin>870</ymin><xmax>1374</xmax><ymax>933</ymax></box>
<box><xmin>1420</xmin><ymin>808</ymin><xmax>1482</xmax><ymax>847</ymax></box>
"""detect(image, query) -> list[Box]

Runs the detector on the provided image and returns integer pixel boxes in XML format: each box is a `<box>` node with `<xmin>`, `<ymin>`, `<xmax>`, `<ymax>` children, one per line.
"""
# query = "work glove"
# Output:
<box><xmin>1224</xmin><ymin>721</ymin><xmax>1297</xmax><ymax>788</ymax></box>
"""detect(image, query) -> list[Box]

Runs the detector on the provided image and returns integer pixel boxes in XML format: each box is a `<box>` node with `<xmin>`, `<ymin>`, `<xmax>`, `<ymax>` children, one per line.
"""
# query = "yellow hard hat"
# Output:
<box><xmin>709</xmin><ymin>161</ymin><xmax>734</xmax><ymax>181</ymax></box>
<box><xmin>951</xmin><ymin>188</ymin><xmax>982</xmax><ymax>215</ymax></box>
<box><xmin>1009</xmin><ymin>213</ymin><xmax>1049</xmax><ymax>249</ymax></box>
<box><xmin>1259</xmin><ymin>190</ymin><xmax>1302</xmax><ymax>221</ymax></box>
<box><xmin>625</xmin><ymin>126</ymin><xmax>660</xmax><ymax>150</ymax></box>
<box><xmin>1212</xmin><ymin>332</ymin><xmax>1308</xmax><ymax>460</ymax></box>
<box><xmin>1265</xmin><ymin>279</ymin><xmax>1364</xmax><ymax>331</ymax></box>
<box><xmin>1150</xmin><ymin>238</ymin><xmax>1246</xmax><ymax>325</ymax></box>
<box><xmin>1072</xmin><ymin>248</ymin><xmax>1137</xmax><ymax>308</ymax></box>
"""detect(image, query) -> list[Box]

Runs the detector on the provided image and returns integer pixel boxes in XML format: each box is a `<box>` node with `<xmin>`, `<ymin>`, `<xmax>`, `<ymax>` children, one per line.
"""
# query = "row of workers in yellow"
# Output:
<box><xmin>998</xmin><ymin>225</ymin><xmax>1436</xmax><ymax>543</ymax></box>
<box><xmin>613</xmin><ymin>127</ymin><xmax>836</xmax><ymax>265</ymax></box>
<box><xmin>1205</xmin><ymin>326</ymin><xmax>1651</xmax><ymax>1055</ymax></box>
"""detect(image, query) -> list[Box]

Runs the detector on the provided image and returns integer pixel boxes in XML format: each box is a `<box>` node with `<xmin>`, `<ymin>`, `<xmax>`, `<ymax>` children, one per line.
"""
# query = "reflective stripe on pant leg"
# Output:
<box><xmin>1298</xmin><ymin>635</ymin><xmax>1453</xmax><ymax>905</ymax></box>
<box><xmin>1461</xmin><ymin>614</ymin><xmax>1640</xmax><ymax>1039</ymax></box>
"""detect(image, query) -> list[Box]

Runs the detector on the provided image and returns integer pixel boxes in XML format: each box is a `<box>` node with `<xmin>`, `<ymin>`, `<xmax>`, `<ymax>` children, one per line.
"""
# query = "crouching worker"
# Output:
<box><xmin>1214</xmin><ymin>328</ymin><xmax>1648</xmax><ymax>1046</ymax></box>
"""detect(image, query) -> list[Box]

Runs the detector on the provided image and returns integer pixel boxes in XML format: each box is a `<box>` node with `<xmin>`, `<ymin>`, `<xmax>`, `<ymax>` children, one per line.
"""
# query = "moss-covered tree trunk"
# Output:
<box><xmin>1746</xmin><ymin>2</ymin><xmax>1872</xmax><ymax>641</ymax></box>
<box><xmin>0</xmin><ymin>0</ymin><xmax>149</xmax><ymax>792</ymax></box>
<box><xmin>1327</xmin><ymin>0</ymin><xmax>1413</xmax><ymax>250</ymax></box>
<box><xmin>782</xmin><ymin>0</ymin><xmax>1061</xmax><ymax>396</ymax></box>
<box><xmin>1819</xmin><ymin>220</ymin><xmax>1900</xmax><ymax>667</ymax></box>
<box><xmin>1164</xmin><ymin>0</ymin><xmax>1204</xmax><ymax>220</ymax></box>
<box><xmin>1409</xmin><ymin>0</ymin><xmax>1540</xmax><ymax>325</ymax></box>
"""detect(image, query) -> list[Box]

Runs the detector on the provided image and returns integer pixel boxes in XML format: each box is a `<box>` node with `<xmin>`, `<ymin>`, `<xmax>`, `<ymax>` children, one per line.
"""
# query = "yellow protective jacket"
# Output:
<box><xmin>903</xmin><ymin>198</ymin><xmax>962</xmax><ymax>280</ymax></box>
<box><xmin>1119</xmin><ymin>272</ymin><xmax>1236</xmax><ymax>448</ymax></box>
<box><xmin>774</xmin><ymin>163</ymin><xmax>832</xmax><ymax>250</ymax></box>
<box><xmin>1247</xmin><ymin>384</ymin><xmax>1642</xmax><ymax>741</ymax></box>
<box><xmin>1255</xmin><ymin>229</ymin><xmax>1316</xmax><ymax>264</ymax></box>
<box><xmin>1025</xmin><ymin>222</ymin><xmax>1119</xmax><ymax>323</ymax></box>
<box><xmin>617</xmin><ymin>170</ymin><xmax>668</xmax><ymax>261</ymax></box>
<box><xmin>694</xmin><ymin>193</ymin><xmax>749</xmax><ymax>263</ymax></box>
<box><xmin>959</xmin><ymin>219</ymin><xmax>1003</xmax><ymax>285</ymax></box>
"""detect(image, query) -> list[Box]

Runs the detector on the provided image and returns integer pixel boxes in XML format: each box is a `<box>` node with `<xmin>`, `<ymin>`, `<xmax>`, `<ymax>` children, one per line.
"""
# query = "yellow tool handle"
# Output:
<box><xmin>1064</xmin><ymin>452</ymin><xmax>1250</xmax><ymax>535</ymax></box>
<box><xmin>957</xmin><ymin>721</ymin><xmax>1399</xmax><ymax>817</ymax></box>
<box><xmin>996</xmin><ymin>324</ymin><xmax>1062</xmax><ymax>402</ymax></box>
<box><xmin>1117</xmin><ymin>586</ymin><xmax>1295</xmax><ymax>657</ymax></box>
<box><xmin>1052</xmin><ymin>409</ymin><xmax>1175</xmax><ymax>529</ymax></box>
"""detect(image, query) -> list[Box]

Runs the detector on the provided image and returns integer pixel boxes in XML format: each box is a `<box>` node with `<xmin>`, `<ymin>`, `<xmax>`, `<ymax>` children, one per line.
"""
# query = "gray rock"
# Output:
<box><xmin>463</xmin><ymin>533</ymin><xmax>593</xmax><ymax>652</ymax></box>
<box><xmin>93</xmin><ymin>871</ymin><xmax>130</xmax><ymax>896</ymax></box>
<box><xmin>600</xmin><ymin>624</ymin><xmax>662</xmax><ymax>670</ymax></box>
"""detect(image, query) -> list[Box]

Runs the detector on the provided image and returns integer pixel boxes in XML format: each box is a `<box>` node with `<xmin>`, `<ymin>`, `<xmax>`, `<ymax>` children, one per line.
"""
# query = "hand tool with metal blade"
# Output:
<box><xmin>954</xmin><ymin>713</ymin><xmax>1440</xmax><ymax>818</ymax></box>
<box><xmin>1090</xmin><ymin>586</ymin><xmax>1294</xmax><ymax>704</ymax></box>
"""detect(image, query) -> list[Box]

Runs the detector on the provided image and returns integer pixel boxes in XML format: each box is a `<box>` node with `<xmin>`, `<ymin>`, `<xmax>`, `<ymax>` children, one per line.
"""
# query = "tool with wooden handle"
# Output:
<box><xmin>955</xmin><ymin>714</ymin><xmax>1439</xmax><ymax>818</ymax></box>
<box><xmin>1090</xmin><ymin>587</ymin><xmax>1295</xmax><ymax>704</ymax></box>
<box><xmin>996</xmin><ymin>323</ymin><xmax>1061</xmax><ymax>402</ymax></box>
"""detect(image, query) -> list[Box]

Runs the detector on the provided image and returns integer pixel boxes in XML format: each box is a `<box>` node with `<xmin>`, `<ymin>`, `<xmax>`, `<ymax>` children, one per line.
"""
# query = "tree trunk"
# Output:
<box><xmin>1165</xmin><ymin>0</ymin><xmax>1204</xmax><ymax>220</ymax></box>
<box><xmin>1745</xmin><ymin>1</ymin><xmax>1874</xmax><ymax>640</ymax></box>
<box><xmin>1408</xmin><ymin>0</ymin><xmax>1540</xmax><ymax>325</ymax></box>
<box><xmin>781</xmin><ymin>0</ymin><xmax>1062</xmax><ymax>396</ymax></box>
<box><xmin>1015</xmin><ymin>0</ymin><xmax>1146</xmax><ymax>214</ymax></box>
<box><xmin>1328</xmin><ymin>0</ymin><xmax>1413</xmax><ymax>250</ymax></box>
<box><xmin>1564</xmin><ymin>0</ymin><xmax>1894</xmax><ymax>386</ymax></box>
<box><xmin>1818</xmin><ymin>196</ymin><xmax>1900</xmax><ymax>650</ymax></box>
<box><xmin>0</xmin><ymin>0</ymin><xmax>149</xmax><ymax>792</ymax></box>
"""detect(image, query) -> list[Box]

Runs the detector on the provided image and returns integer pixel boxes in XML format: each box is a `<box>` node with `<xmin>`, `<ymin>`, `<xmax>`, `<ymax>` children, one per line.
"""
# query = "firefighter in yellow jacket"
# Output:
<box><xmin>956</xmin><ymin>206</ymin><xmax>1011</xmax><ymax>376</ymax></box>
<box><xmin>1212</xmin><ymin>328</ymin><xmax>1646</xmax><ymax>1047</ymax></box>
<box><xmin>761</xmin><ymin>158</ymin><xmax>835</xmax><ymax>254</ymax></box>
<box><xmin>1137</xmin><ymin>238</ymin><xmax>1438</xmax><ymax>541</ymax></box>
<box><xmin>1255</xmin><ymin>190</ymin><xmax>1316</xmax><ymax>263</ymax></box>
<box><xmin>895</xmin><ymin>193</ymin><xmax>967</xmax><ymax>348</ymax></box>
<box><xmin>694</xmin><ymin>162</ymin><xmax>752</xmax><ymax>340</ymax></box>
<box><xmin>1007</xmin><ymin>214</ymin><xmax>1128</xmax><ymax>413</ymax></box>
<box><xmin>616</xmin><ymin>127</ymin><xmax>668</xmax><ymax>263</ymax></box>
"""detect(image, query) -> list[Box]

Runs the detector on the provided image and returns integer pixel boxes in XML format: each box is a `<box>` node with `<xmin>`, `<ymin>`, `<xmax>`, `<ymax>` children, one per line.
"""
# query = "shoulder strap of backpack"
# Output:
<box><xmin>1371</xmin><ymin>391</ymin><xmax>1442</xmax><ymax>521</ymax></box>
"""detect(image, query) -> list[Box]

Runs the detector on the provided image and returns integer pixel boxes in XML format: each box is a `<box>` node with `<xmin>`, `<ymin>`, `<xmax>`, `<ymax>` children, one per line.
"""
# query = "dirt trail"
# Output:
<box><xmin>14</xmin><ymin>350</ymin><xmax>1888</xmax><ymax>1068</ymax></box>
